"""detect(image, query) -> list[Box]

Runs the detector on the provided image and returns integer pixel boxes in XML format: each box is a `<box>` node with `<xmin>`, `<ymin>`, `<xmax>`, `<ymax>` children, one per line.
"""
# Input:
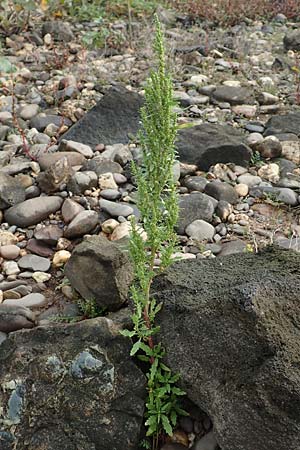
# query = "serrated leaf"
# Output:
<box><xmin>161</xmin><ymin>414</ymin><xmax>173</xmax><ymax>436</ymax></box>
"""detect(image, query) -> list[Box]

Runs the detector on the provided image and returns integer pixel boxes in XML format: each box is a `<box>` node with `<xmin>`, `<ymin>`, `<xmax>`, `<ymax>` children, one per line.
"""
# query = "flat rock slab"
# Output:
<box><xmin>60</xmin><ymin>86</ymin><xmax>143</xmax><ymax>146</ymax></box>
<box><xmin>176</xmin><ymin>124</ymin><xmax>252</xmax><ymax>170</ymax></box>
<box><xmin>4</xmin><ymin>196</ymin><xmax>63</xmax><ymax>227</ymax></box>
<box><xmin>154</xmin><ymin>246</ymin><xmax>300</xmax><ymax>450</ymax></box>
<box><xmin>18</xmin><ymin>255</ymin><xmax>51</xmax><ymax>272</ymax></box>
<box><xmin>0</xmin><ymin>317</ymin><xmax>145</xmax><ymax>450</ymax></box>
<box><xmin>264</xmin><ymin>112</ymin><xmax>300</xmax><ymax>137</ymax></box>
<box><xmin>3</xmin><ymin>293</ymin><xmax>47</xmax><ymax>309</ymax></box>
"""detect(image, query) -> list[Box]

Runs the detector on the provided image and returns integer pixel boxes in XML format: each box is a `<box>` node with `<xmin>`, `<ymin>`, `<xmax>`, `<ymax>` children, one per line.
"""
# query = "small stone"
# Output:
<box><xmin>258</xmin><ymin>92</ymin><xmax>279</xmax><ymax>105</ymax></box>
<box><xmin>3</xmin><ymin>293</ymin><xmax>47</xmax><ymax>309</ymax></box>
<box><xmin>234</xmin><ymin>183</ymin><xmax>249</xmax><ymax>197</ymax></box>
<box><xmin>19</xmin><ymin>104</ymin><xmax>39</xmax><ymax>120</ymax></box>
<box><xmin>99</xmin><ymin>172</ymin><xmax>118</xmax><ymax>190</ymax></box>
<box><xmin>193</xmin><ymin>431</ymin><xmax>219</xmax><ymax>450</ymax></box>
<box><xmin>101</xmin><ymin>219</ymin><xmax>119</xmax><ymax>234</ymax></box>
<box><xmin>61</xmin><ymin>198</ymin><xmax>85</xmax><ymax>223</ymax></box>
<box><xmin>34</xmin><ymin>225</ymin><xmax>64</xmax><ymax>245</ymax></box>
<box><xmin>5</xmin><ymin>196</ymin><xmax>63</xmax><ymax>227</ymax></box>
<box><xmin>258</xmin><ymin>163</ymin><xmax>280</xmax><ymax>183</ymax></box>
<box><xmin>2</xmin><ymin>261</ymin><xmax>20</xmax><ymax>276</ymax></box>
<box><xmin>0</xmin><ymin>231</ymin><xmax>18</xmax><ymax>246</ymax></box>
<box><xmin>26</xmin><ymin>239</ymin><xmax>54</xmax><ymax>258</ymax></box>
<box><xmin>237</xmin><ymin>174</ymin><xmax>262</xmax><ymax>187</ymax></box>
<box><xmin>185</xmin><ymin>220</ymin><xmax>215</xmax><ymax>241</ymax></box>
<box><xmin>246</xmin><ymin>133</ymin><xmax>264</xmax><ymax>147</ymax></box>
<box><xmin>204</xmin><ymin>181</ymin><xmax>238</xmax><ymax>204</ymax></box>
<box><xmin>64</xmin><ymin>210</ymin><xmax>98</xmax><ymax>238</ymax></box>
<box><xmin>3</xmin><ymin>290</ymin><xmax>22</xmax><ymax>299</ymax></box>
<box><xmin>232</xmin><ymin>105</ymin><xmax>257</xmax><ymax>118</ymax></box>
<box><xmin>18</xmin><ymin>254</ymin><xmax>51</xmax><ymax>272</ymax></box>
<box><xmin>216</xmin><ymin>200</ymin><xmax>233</xmax><ymax>221</ymax></box>
<box><xmin>100</xmin><ymin>189</ymin><xmax>121</xmax><ymax>200</ymax></box>
<box><xmin>253</xmin><ymin>136</ymin><xmax>282</xmax><ymax>159</ymax></box>
<box><xmin>32</xmin><ymin>272</ymin><xmax>51</xmax><ymax>283</ymax></box>
<box><xmin>52</xmin><ymin>250</ymin><xmax>71</xmax><ymax>268</ymax></box>
<box><xmin>99</xmin><ymin>199</ymin><xmax>134</xmax><ymax>218</ymax></box>
<box><xmin>0</xmin><ymin>245</ymin><xmax>20</xmax><ymax>260</ymax></box>
<box><xmin>59</xmin><ymin>139</ymin><xmax>93</xmax><ymax>158</ymax></box>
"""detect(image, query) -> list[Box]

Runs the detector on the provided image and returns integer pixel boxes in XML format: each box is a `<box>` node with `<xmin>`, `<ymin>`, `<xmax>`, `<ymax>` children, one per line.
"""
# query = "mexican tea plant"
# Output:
<box><xmin>121</xmin><ymin>14</ymin><xmax>186</xmax><ymax>450</ymax></box>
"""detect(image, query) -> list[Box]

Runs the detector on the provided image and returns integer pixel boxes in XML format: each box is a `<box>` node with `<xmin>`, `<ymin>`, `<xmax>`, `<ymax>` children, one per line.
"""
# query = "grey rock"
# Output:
<box><xmin>204</xmin><ymin>181</ymin><xmax>238</xmax><ymax>204</ymax></box>
<box><xmin>38</xmin><ymin>152</ymin><xmax>86</xmax><ymax>170</ymax></box>
<box><xmin>30</xmin><ymin>114</ymin><xmax>72</xmax><ymax>132</ymax></box>
<box><xmin>0</xmin><ymin>317</ymin><xmax>145</xmax><ymax>450</ymax></box>
<box><xmin>82</xmin><ymin>158</ymin><xmax>123</xmax><ymax>176</ymax></box>
<box><xmin>218</xmin><ymin>239</ymin><xmax>247</xmax><ymax>256</ymax></box>
<box><xmin>37</xmin><ymin>157</ymin><xmax>73</xmax><ymax>193</ymax></box>
<box><xmin>67</xmin><ymin>171</ymin><xmax>98</xmax><ymax>194</ymax></box>
<box><xmin>155</xmin><ymin>247</ymin><xmax>300</xmax><ymax>450</ymax></box>
<box><xmin>182</xmin><ymin>175</ymin><xmax>208</xmax><ymax>192</ymax></box>
<box><xmin>0</xmin><ymin>304</ymin><xmax>35</xmax><ymax>332</ymax></box>
<box><xmin>64</xmin><ymin>210</ymin><xmax>98</xmax><ymax>238</ymax></box>
<box><xmin>5</xmin><ymin>196</ymin><xmax>63</xmax><ymax>227</ymax></box>
<box><xmin>65</xmin><ymin>235</ymin><xmax>133</xmax><ymax>311</ymax></box>
<box><xmin>185</xmin><ymin>220</ymin><xmax>215</xmax><ymax>241</ymax></box>
<box><xmin>100</xmin><ymin>189</ymin><xmax>121</xmax><ymax>200</ymax></box>
<box><xmin>0</xmin><ymin>173</ymin><xmax>26</xmax><ymax>209</ymax></box>
<box><xmin>60</xmin><ymin>86</ymin><xmax>143</xmax><ymax>146</ymax></box>
<box><xmin>177</xmin><ymin>193</ymin><xmax>215</xmax><ymax>235</ymax></box>
<box><xmin>237</xmin><ymin>174</ymin><xmax>262</xmax><ymax>187</ymax></box>
<box><xmin>34</xmin><ymin>225</ymin><xmax>63</xmax><ymax>245</ymax></box>
<box><xmin>19</xmin><ymin>104</ymin><xmax>39</xmax><ymax>120</ymax></box>
<box><xmin>252</xmin><ymin>136</ymin><xmax>282</xmax><ymax>159</ymax></box>
<box><xmin>3</xmin><ymin>293</ymin><xmax>47</xmax><ymax>309</ymax></box>
<box><xmin>264</xmin><ymin>112</ymin><xmax>300</xmax><ymax>137</ymax></box>
<box><xmin>192</xmin><ymin>431</ymin><xmax>219</xmax><ymax>450</ymax></box>
<box><xmin>99</xmin><ymin>198</ymin><xmax>134</xmax><ymax>218</ymax></box>
<box><xmin>176</xmin><ymin>124</ymin><xmax>251</xmax><ymax>171</ymax></box>
<box><xmin>18</xmin><ymin>255</ymin><xmax>51</xmax><ymax>272</ymax></box>
<box><xmin>284</xmin><ymin>30</ymin><xmax>300</xmax><ymax>51</ymax></box>
<box><xmin>249</xmin><ymin>186</ymin><xmax>298</xmax><ymax>206</ymax></box>
<box><xmin>61</xmin><ymin>198</ymin><xmax>85</xmax><ymax>223</ymax></box>
<box><xmin>211</xmin><ymin>86</ymin><xmax>254</xmax><ymax>105</ymax></box>
<box><xmin>41</xmin><ymin>21</ymin><xmax>74</xmax><ymax>42</ymax></box>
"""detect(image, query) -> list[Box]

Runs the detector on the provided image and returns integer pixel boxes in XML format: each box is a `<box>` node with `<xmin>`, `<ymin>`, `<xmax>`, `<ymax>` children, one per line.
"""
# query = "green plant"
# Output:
<box><xmin>77</xmin><ymin>298</ymin><xmax>106</xmax><ymax>318</ymax></box>
<box><xmin>250</xmin><ymin>150</ymin><xmax>264</xmax><ymax>167</ymax></box>
<box><xmin>121</xmin><ymin>15</ymin><xmax>186</xmax><ymax>450</ymax></box>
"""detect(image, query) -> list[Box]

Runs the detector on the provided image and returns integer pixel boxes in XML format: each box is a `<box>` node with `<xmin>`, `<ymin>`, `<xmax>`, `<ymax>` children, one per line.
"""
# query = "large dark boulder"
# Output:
<box><xmin>264</xmin><ymin>112</ymin><xmax>300</xmax><ymax>137</ymax></box>
<box><xmin>176</xmin><ymin>124</ymin><xmax>252</xmax><ymax>170</ymax></box>
<box><xmin>0</xmin><ymin>317</ymin><xmax>145</xmax><ymax>450</ymax></box>
<box><xmin>65</xmin><ymin>235</ymin><xmax>133</xmax><ymax>311</ymax></box>
<box><xmin>154</xmin><ymin>246</ymin><xmax>300</xmax><ymax>450</ymax></box>
<box><xmin>60</xmin><ymin>86</ymin><xmax>143</xmax><ymax>146</ymax></box>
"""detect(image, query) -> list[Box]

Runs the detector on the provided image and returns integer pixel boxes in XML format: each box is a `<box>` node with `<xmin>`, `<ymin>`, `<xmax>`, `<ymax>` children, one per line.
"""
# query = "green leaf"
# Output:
<box><xmin>119</xmin><ymin>329</ymin><xmax>135</xmax><ymax>338</ymax></box>
<box><xmin>161</xmin><ymin>414</ymin><xmax>173</xmax><ymax>436</ymax></box>
<box><xmin>130</xmin><ymin>340</ymin><xmax>142</xmax><ymax>356</ymax></box>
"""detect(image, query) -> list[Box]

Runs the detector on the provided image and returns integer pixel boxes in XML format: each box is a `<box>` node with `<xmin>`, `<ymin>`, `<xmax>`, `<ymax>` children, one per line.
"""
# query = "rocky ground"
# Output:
<box><xmin>1</xmin><ymin>5</ymin><xmax>300</xmax><ymax>450</ymax></box>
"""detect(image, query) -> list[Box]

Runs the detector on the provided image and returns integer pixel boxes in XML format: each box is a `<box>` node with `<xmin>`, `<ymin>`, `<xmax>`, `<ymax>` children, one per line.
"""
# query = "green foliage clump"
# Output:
<box><xmin>77</xmin><ymin>298</ymin><xmax>106</xmax><ymax>318</ymax></box>
<box><xmin>121</xmin><ymin>14</ymin><xmax>186</xmax><ymax>450</ymax></box>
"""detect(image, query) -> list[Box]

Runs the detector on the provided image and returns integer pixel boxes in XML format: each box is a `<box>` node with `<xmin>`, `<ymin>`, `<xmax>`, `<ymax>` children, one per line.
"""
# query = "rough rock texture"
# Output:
<box><xmin>154</xmin><ymin>247</ymin><xmax>300</xmax><ymax>450</ymax></box>
<box><xmin>176</xmin><ymin>124</ymin><xmax>252</xmax><ymax>170</ymax></box>
<box><xmin>60</xmin><ymin>86</ymin><xmax>143</xmax><ymax>146</ymax></box>
<box><xmin>0</xmin><ymin>317</ymin><xmax>145</xmax><ymax>450</ymax></box>
<box><xmin>0</xmin><ymin>173</ymin><xmax>26</xmax><ymax>209</ymax></box>
<box><xmin>65</xmin><ymin>235</ymin><xmax>133</xmax><ymax>311</ymax></box>
<box><xmin>264</xmin><ymin>112</ymin><xmax>300</xmax><ymax>137</ymax></box>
